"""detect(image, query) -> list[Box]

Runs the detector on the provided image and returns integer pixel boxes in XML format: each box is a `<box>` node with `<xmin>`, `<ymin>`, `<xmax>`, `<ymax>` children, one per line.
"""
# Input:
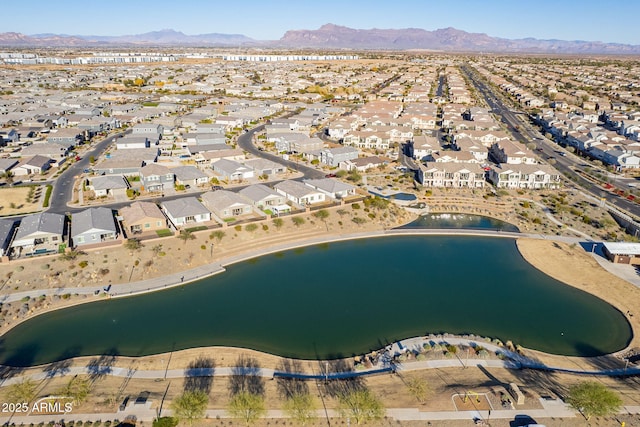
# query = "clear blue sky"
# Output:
<box><xmin>5</xmin><ymin>0</ymin><xmax>639</xmax><ymax>45</ymax></box>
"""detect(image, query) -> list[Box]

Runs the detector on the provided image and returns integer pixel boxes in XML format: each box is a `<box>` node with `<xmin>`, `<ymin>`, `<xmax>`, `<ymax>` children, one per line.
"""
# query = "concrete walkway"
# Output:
<box><xmin>1</xmin><ymin>335</ymin><xmax>640</xmax><ymax>424</ymax></box>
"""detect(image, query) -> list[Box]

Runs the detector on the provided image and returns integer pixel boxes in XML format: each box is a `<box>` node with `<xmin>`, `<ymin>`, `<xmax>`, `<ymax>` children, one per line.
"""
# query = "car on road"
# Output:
<box><xmin>559</xmin><ymin>152</ymin><xmax>567</xmax><ymax>157</ymax></box>
<box><xmin>211</xmin><ymin>185</ymin><xmax>223</xmax><ymax>191</ymax></box>
<box><xmin>325</xmin><ymin>173</ymin><xmax>337</xmax><ymax>178</ymax></box>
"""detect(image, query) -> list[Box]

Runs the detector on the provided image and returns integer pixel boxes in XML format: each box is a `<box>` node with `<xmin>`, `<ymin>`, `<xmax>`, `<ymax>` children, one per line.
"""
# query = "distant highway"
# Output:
<box><xmin>460</xmin><ymin>65</ymin><xmax>640</xmax><ymax>218</ymax></box>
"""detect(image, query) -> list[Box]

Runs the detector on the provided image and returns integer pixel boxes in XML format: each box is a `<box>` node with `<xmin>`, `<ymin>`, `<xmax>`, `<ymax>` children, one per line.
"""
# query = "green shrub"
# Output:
<box><xmin>352</xmin><ymin>203</ymin><xmax>361</xmax><ymax>210</ymax></box>
<box><xmin>43</xmin><ymin>185</ymin><xmax>53</xmax><ymax>207</ymax></box>
<box><xmin>78</xmin><ymin>260</ymin><xmax>89</xmax><ymax>268</ymax></box>
<box><xmin>234</xmin><ymin>225</ymin><xmax>242</xmax><ymax>231</ymax></box>
<box><xmin>245</xmin><ymin>223</ymin><xmax>258</xmax><ymax>232</ymax></box>
<box><xmin>152</xmin><ymin>418</ymin><xmax>178</xmax><ymax>427</ymax></box>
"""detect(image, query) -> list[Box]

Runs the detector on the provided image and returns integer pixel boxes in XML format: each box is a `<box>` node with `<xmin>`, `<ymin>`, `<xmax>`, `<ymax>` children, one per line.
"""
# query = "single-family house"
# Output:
<box><xmin>11</xmin><ymin>212</ymin><xmax>65</xmax><ymax>256</ymax></box>
<box><xmin>161</xmin><ymin>197</ymin><xmax>211</xmax><ymax>227</ymax></box>
<box><xmin>242</xmin><ymin>158</ymin><xmax>286</xmax><ymax>177</ymax></box>
<box><xmin>340</xmin><ymin>156</ymin><xmax>385</xmax><ymax>172</ymax></box>
<box><xmin>0</xmin><ymin>158</ymin><xmax>18</xmax><ymax>174</ymax></box>
<box><xmin>119</xmin><ymin>201</ymin><xmax>167</xmax><ymax>235</ymax></box>
<box><xmin>303</xmin><ymin>178</ymin><xmax>356</xmax><ymax>199</ymax></box>
<box><xmin>0</xmin><ymin>129</ymin><xmax>19</xmax><ymax>145</ymax></box>
<box><xmin>20</xmin><ymin>142</ymin><xmax>71</xmax><ymax>159</ymax></box>
<box><xmin>212</xmin><ymin>159</ymin><xmax>254</xmax><ymax>181</ymax></box>
<box><xmin>0</xmin><ymin>219</ymin><xmax>17</xmax><ymax>258</ymax></box>
<box><xmin>201</xmin><ymin>190</ymin><xmax>253</xmax><ymax>219</ymax></box>
<box><xmin>88</xmin><ymin>175</ymin><xmax>129</xmax><ymax>198</ymax></box>
<box><xmin>140</xmin><ymin>163</ymin><xmax>174</xmax><ymax>192</ymax></box>
<box><xmin>319</xmin><ymin>147</ymin><xmax>359</xmax><ymax>167</ymax></box>
<box><xmin>12</xmin><ymin>155</ymin><xmax>53</xmax><ymax>176</ymax></box>
<box><xmin>172</xmin><ymin>165</ymin><xmax>209</xmax><ymax>187</ymax></box>
<box><xmin>116</xmin><ymin>136</ymin><xmax>150</xmax><ymax>150</ymax></box>
<box><xmin>46</xmin><ymin>128</ymin><xmax>84</xmax><ymax>146</ymax></box>
<box><xmin>132</xmin><ymin>123</ymin><xmax>164</xmax><ymax>139</ymax></box>
<box><xmin>274</xmin><ymin>180</ymin><xmax>326</xmax><ymax>206</ymax></box>
<box><xmin>239</xmin><ymin>184</ymin><xmax>287</xmax><ymax>210</ymax></box>
<box><xmin>71</xmin><ymin>207</ymin><xmax>118</xmax><ymax>247</ymax></box>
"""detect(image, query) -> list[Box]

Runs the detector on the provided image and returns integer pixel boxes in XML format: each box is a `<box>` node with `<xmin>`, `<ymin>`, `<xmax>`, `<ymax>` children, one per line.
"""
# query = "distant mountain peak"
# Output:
<box><xmin>277</xmin><ymin>23</ymin><xmax>640</xmax><ymax>54</ymax></box>
<box><xmin>0</xmin><ymin>24</ymin><xmax>637</xmax><ymax>54</ymax></box>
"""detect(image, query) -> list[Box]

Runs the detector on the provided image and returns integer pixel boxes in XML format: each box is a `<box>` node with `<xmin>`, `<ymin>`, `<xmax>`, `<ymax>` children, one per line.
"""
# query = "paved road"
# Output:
<box><xmin>460</xmin><ymin>65</ymin><xmax>640</xmax><ymax>218</ymax></box>
<box><xmin>48</xmin><ymin>129</ymin><xmax>131</xmax><ymax>214</ymax></box>
<box><xmin>237</xmin><ymin>124</ymin><xmax>325</xmax><ymax>179</ymax></box>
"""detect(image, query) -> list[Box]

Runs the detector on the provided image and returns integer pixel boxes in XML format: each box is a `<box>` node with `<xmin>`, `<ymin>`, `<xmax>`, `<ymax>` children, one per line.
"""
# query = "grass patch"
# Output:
<box><xmin>42</xmin><ymin>184</ymin><xmax>53</xmax><ymax>207</ymax></box>
<box><xmin>185</xmin><ymin>225</ymin><xmax>207</xmax><ymax>233</ymax></box>
<box><xmin>156</xmin><ymin>229</ymin><xmax>173</xmax><ymax>237</ymax></box>
<box><xmin>223</xmin><ymin>217</ymin><xmax>236</xmax><ymax>223</ymax></box>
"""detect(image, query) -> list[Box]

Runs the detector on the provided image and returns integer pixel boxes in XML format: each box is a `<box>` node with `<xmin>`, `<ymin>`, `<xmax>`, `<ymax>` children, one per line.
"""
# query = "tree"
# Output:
<box><xmin>566</xmin><ymin>381</ymin><xmax>622</xmax><ymax>420</ymax></box>
<box><xmin>292</xmin><ymin>216</ymin><xmax>305</xmax><ymax>227</ymax></box>
<box><xmin>283</xmin><ymin>393</ymin><xmax>316</xmax><ymax>425</ymax></box>
<box><xmin>227</xmin><ymin>391</ymin><xmax>266</xmax><ymax>425</ymax></box>
<box><xmin>177</xmin><ymin>229</ymin><xmax>196</xmax><ymax>245</ymax></box>
<box><xmin>312</xmin><ymin>209</ymin><xmax>329</xmax><ymax>221</ymax></box>
<box><xmin>124</xmin><ymin>238</ymin><xmax>143</xmax><ymax>251</ymax></box>
<box><xmin>272</xmin><ymin>218</ymin><xmax>284</xmax><ymax>229</ymax></box>
<box><xmin>171</xmin><ymin>390</ymin><xmax>208</xmax><ymax>426</ymax></box>
<box><xmin>337</xmin><ymin>389</ymin><xmax>384</xmax><ymax>425</ymax></box>
<box><xmin>245</xmin><ymin>223</ymin><xmax>258</xmax><ymax>233</ymax></box>
<box><xmin>210</xmin><ymin>230</ymin><xmax>226</xmax><ymax>243</ymax></box>
<box><xmin>313</xmin><ymin>209</ymin><xmax>330</xmax><ymax>230</ymax></box>
<box><xmin>405</xmin><ymin>377</ymin><xmax>429</xmax><ymax>404</ymax></box>
<box><xmin>1</xmin><ymin>171</ymin><xmax>14</xmax><ymax>185</ymax></box>
<box><xmin>60</xmin><ymin>376</ymin><xmax>92</xmax><ymax>404</ymax></box>
<box><xmin>151</xmin><ymin>244</ymin><xmax>163</xmax><ymax>256</ymax></box>
<box><xmin>8</xmin><ymin>378</ymin><xmax>37</xmax><ymax>404</ymax></box>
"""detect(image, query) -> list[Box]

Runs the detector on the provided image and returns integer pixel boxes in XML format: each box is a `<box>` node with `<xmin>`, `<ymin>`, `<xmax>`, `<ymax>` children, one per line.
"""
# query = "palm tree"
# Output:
<box><xmin>177</xmin><ymin>229</ymin><xmax>196</xmax><ymax>245</ymax></box>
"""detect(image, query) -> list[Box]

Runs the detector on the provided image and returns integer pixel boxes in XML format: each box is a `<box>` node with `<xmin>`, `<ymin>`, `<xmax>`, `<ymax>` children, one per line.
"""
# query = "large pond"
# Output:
<box><xmin>401</xmin><ymin>213</ymin><xmax>520</xmax><ymax>232</ymax></box>
<box><xmin>0</xmin><ymin>236</ymin><xmax>631</xmax><ymax>367</ymax></box>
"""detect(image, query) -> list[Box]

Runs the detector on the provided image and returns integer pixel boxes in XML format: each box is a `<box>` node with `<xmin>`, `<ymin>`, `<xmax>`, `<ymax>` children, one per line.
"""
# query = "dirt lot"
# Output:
<box><xmin>3</xmin><ymin>364</ymin><xmax>639</xmax><ymax>427</ymax></box>
<box><xmin>0</xmin><ymin>185</ymin><xmax>44</xmax><ymax>216</ymax></box>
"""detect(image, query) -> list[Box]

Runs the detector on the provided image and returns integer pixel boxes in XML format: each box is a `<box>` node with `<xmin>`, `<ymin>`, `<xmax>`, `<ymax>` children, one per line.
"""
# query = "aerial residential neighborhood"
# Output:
<box><xmin>1</xmin><ymin>1</ymin><xmax>640</xmax><ymax>426</ymax></box>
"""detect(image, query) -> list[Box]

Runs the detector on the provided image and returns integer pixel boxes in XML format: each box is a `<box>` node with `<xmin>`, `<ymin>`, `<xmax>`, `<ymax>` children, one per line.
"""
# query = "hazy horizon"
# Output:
<box><xmin>4</xmin><ymin>0</ymin><xmax>640</xmax><ymax>45</ymax></box>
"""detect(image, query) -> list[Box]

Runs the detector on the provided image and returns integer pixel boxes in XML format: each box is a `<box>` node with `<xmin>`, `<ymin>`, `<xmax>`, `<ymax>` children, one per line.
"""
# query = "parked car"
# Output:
<box><xmin>211</xmin><ymin>185</ymin><xmax>223</xmax><ymax>191</ymax></box>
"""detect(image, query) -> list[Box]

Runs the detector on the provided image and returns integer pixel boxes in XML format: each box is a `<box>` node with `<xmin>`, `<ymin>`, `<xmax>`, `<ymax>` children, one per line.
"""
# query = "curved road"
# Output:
<box><xmin>237</xmin><ymin>125</ymin><xmax>325</xmax><ymax>180</ymax></box>
<box><xmin>48</xmin><ymin>129</ymin><xmax>131</xmax><ymax>214</ymax></box>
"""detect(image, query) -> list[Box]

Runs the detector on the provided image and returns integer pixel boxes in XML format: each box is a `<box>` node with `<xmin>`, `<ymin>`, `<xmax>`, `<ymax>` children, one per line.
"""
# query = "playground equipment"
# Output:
<box><xmin>463</xmin><ymin>390</ymin><xmax>482</xmax><ymax>404</ymax></box>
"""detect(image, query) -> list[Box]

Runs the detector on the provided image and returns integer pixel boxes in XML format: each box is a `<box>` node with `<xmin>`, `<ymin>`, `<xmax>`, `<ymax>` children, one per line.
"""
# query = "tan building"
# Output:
<box><xmin>119</xmin><ymin>201</ymin><xmax>167</xmax><ymax>235</ymax></box>
<box><xmin>602</xmin><ymin>242</ymin><xmax>640</xmax><ymax>265</ymax></box>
